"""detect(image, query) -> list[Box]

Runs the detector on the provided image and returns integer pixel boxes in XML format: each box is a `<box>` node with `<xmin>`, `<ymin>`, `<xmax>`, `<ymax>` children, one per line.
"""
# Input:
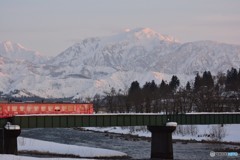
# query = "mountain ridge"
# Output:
<box><xmin>0</xmin><ymin>40</ymin><xmax>47</xmax><ymax>64</ymax></box>
<box><xmin>0</xmin><ymin>28</ymin><xmax>240</xmax><ymax>98</ymax></box>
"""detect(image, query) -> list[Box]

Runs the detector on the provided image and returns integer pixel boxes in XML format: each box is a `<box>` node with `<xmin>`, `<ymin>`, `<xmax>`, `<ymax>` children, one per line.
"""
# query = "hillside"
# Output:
<box><xmin>0</xmin><ymin>28</ymin><xmax>239</xmax><ymax>98</ymax></box>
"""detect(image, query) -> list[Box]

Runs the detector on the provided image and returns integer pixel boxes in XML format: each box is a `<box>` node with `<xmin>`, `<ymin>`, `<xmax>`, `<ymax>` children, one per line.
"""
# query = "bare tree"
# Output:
<box><xmin>93</xmin><ymin>94</ymin><xmax>101</xmax><ymax>113</ymax></box>
<box><xmin>209</xmin><ymin>125</ymin><xmax>227</xmax><ymax>141</ymax></box>
<box><xmin>104</xmin><ymin>87</ymin><xmax>116</xmax><ymax>113</ymax></box>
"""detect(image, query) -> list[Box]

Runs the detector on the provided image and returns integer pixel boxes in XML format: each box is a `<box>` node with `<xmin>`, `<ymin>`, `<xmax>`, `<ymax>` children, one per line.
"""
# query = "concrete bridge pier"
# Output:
<box><xmin>148</xmin><ymin>124</ymin><xmax>177</xmax><ymax>159</ymax></box>
<box><xmin>0</xmin><ymin>122</ymin><xmax>21</xmax><ymax>154</ymax></box>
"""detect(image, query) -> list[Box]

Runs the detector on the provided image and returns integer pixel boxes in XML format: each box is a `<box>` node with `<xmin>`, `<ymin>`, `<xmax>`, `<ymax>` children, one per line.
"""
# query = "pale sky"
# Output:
<box><xmin>1</xmin><ymin>0</ymin><xmax>240</xmax><ymax>56</ymax></box>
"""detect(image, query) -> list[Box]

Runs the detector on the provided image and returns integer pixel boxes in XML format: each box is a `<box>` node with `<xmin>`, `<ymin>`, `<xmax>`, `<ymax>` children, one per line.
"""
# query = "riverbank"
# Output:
<box><xmin>20</xmin><ymin>128</ymin><xmax>240</xmax><ymax>159</ymax></box>
<box><xmin>80</xmin><ymin>124</ymin><xmax>240</xmax><ymax>146</ymax></box>
<box><xmin>80</xmin><ymin>126</ymin><xmax>240</xmax><ymax>156</ymax></box>
<box><xmin>13</xmin><ymin>137</ymin><xmax>129</xmax><ymax>159</ymax></box>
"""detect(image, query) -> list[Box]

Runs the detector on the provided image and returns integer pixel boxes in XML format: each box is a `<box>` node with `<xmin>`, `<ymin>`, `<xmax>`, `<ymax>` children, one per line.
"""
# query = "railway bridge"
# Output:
<box><xmin>1</xmin><ymin>113</ymin><xmax>240</xmax><ymax>159</ymax></box>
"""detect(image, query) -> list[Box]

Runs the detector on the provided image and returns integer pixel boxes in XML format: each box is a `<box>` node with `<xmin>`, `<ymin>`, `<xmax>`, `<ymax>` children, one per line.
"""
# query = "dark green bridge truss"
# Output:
<box><xmin>1</xmin><ymin>113</ymin><xmax>240</xmax><ymax>128</ymax></box>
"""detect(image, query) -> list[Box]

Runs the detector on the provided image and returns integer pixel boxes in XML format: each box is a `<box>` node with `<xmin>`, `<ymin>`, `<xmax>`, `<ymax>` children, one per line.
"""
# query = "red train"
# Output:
<box><xmin>0</xmin><ymin>102</ymin><xmax>94</xmax><ymax>118</ymax></box>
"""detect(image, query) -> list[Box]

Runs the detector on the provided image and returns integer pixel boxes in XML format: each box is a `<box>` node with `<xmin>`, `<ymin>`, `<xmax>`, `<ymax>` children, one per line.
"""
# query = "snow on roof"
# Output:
<box><xmin>4</xmin><ymin>122</ymin><xmax>20</xmax><ymax>130</ymax></box>
<box><xmin>166</xmin><ymin>122</ymin><xmax>177</xmax><ymax>127</ymax></box>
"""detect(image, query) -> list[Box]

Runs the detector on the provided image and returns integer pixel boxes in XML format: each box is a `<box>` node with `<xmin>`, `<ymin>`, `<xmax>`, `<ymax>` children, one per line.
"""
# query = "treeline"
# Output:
<box><xmin>93</xmin><ymin>68</ymin><xmax>240</xmax><ymax>113</ymax></box>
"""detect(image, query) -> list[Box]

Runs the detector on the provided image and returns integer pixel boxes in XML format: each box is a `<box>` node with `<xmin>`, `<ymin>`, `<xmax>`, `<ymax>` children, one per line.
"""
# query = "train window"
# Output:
<box><xmin>68</xmin><ymin>105</ymin><xmax>74</xmax><ymax>111</ymax></box>
<box><xmin>34</xmin><ymin>106</ymin><xmax>39</xmax><ymax>111</ymax></box>
<box><xmin>12</xmin><ymin>106</ymin><xmax>18</xmax><ymax>112</ymax></box>
<box><xmin>20</xmin><ymin>106</ymin><xmax>25</xmax><ymax>112</ymax></box>
<box><xmin>62</xmin><ymin>105</ymin><xmax>67</xmax><ymax>111</ymax></box>
<box><xmin>55</xmin><ymin>106</ymin><xmax>60</xmax><ymax>111</ymax></box>
<box><xmin>0</xmin><ymin>106</ymin><xmax>2</xmax><ymax>112</ymax></box>
<box><xmin>80</xmin><ymin>105</ymin><xmax>85</xmax><ymax>111</ymax></box>
<box><xmin>48</xmin><ymin>106</ymin><xmax>53</xmax><ymax>111</ymax></box>
<box><xmin>27</xmin><ymin>106</ymin><xmax>32</xmax><ymax>112</ymax></box>
<box><xmin>41</xmin><ymin>106</ymin><xmax>46</xmax><ymax>111</ymax></box>
<box><xmin>7</xmin><ymin>106</ymin><xmax>11</xmax><ymax>111</ymax></box>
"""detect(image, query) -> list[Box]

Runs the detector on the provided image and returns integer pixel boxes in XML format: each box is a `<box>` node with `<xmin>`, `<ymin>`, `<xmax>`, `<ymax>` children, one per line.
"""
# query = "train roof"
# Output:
<box><xmin>0</xmin><ymin>101</ymin><xmax>92</xmax><ymax>104</ymax></box>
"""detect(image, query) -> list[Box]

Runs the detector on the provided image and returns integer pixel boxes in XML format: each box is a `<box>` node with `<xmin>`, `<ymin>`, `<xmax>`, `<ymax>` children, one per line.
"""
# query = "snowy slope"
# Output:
<box><xmin>0</xmin><ymin>136</ymin><xmax>127</xmax><ymax>160</ymax></box>
<box><xmin>49</xmin><ymin>28</ymin><xmax>179</xmax><ymax>72</ymax></box>
<box><xmin>85</xmin><ymin>124</ymin><xmax>240</xmax><ymax>143</ymax></box>
<box><xmin>161</xmin><ymin>41</ymin><xmax>240</xmax><ymax>75</ymax></box>
<box><xmin>0</xmin><ymin>41</ymin><xmax>47</xmax><ymax>64</ymax></box>
<box><xmin>18</xmin><ymin>137</ymin><xmax>127</xmax><ymax>158</ymax></box>
<box><xmin>0</xmin><ymin>28</ymin><xmax>240</xmax><ymax>98</ymax></box>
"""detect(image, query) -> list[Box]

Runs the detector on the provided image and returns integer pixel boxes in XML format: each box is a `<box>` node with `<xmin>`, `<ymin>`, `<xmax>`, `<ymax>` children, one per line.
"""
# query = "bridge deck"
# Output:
<box><xmin>1</xmin><ymin>113</ymin><xmax>240</xmax><ymax>128</ymax></box>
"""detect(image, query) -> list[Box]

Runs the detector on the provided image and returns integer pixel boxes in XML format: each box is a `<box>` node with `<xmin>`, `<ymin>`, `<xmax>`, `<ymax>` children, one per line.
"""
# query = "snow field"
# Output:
<box><xmin>17</xmin><ymin>137</ymin><xmax>127</xmax><ymax>158</ymax></box>
<box><xmin>85</xmin><ymin>124</ymin><xmax>240</xmax><ymax>143</ymax></box>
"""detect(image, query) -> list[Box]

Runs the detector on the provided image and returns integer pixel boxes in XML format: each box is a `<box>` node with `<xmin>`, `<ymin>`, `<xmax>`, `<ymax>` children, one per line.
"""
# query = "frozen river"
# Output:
<box><xmin>20</xmin><ymin>128</ymin><xmax>239</xmax><ymax>159</ymax></box>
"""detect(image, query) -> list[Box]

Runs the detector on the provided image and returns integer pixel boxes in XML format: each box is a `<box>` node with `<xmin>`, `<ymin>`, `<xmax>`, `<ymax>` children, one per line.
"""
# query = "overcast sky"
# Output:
<box><xmin>1</xmin><ymin>0</ymin><xmax>240</xmax><ymax>56</ymax></box>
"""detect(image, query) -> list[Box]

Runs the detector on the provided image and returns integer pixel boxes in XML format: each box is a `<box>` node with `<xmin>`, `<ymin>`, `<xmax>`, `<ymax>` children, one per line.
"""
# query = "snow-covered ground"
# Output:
<box><xmin>0</xmin><ymin>155</ymin><xmax>92</xmax><ymax>160</ymax></box>
<box><xmin>0</xmin><ymin>125</ymin><xmax>239</xmax><ymax>160</ymax></box>
<box><xmin>0</xmin><ymin>137</ymin><xmax>127</xmax><ymax>160</ymax></box>
<box><xmin>174</xmin><ymin>125</ymin><xmax>240</xmax><ymax>142</ymax></box>
<box><xmin>84</xmin><ymin>124</ymin><xmax>240</xmax><ymax>143</ymax></box>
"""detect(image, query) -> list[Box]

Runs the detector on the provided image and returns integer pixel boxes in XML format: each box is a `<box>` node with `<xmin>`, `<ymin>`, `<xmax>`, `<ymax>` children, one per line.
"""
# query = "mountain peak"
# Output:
<box><xmin>2</xmin><ymin>40</ymin><xmax>13</xmax><ymax>52</ymax></box>
<box><xmin>123</xmin><ymin>27</ymin><xmax>179</xmax><ymax>43</ymax></box>
<box><xmin>125</xmin><ymin>27</ymin><xmax>155</xmax><ymax>34</ymax></box>
<box><xmin>3</xmin><ymin>40</ymin><xmax>13</xmax><ymax>45</ymax></box>
<box><xmin>1</xmin><ymin>40</ymin><xmax>26</xmax><ymax>53</ymax></box>
<box><xmin>0</xmin><ymin>40</ymin><xmax>47</xmax><ymax>63</ymax></box>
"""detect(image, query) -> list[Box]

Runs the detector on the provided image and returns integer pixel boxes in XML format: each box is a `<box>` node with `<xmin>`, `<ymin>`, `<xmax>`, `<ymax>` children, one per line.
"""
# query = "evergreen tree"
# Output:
<box><xmin>238</xmin><ymin>68</ymin><xmax>240</xmax><ymax>90</ymax></box>
<box><xmin>159</xmin><ymin>80</ymin><xmax>169</xmax><ymax>96</ymax></box>
<box><xmin>143</xmin><ymin>81</ymin><xmax>151</xmax><ymax>92</ymax></box>
<box><xmin>194</xmin><ymin>73</ymin><xmax>202</xmax><ymax>92</ymax></box>
<box><xmin>142</xmin><ymin>81</ymin><xmax>158</xmax><ymax>96</ymax></box>
<box><xmin>216</xmin><ymin>72</ymin><xmax>226</xmax><ymax>86</ymax></box>
<box><xmin>186</xmin><ymin>81</ymin><xmax>191</xmax><ymax>91</ymax></box>
<box><xmin>142</xmin><ymin>80</ymin><xmax>158</xmax><ymax>112</ymax></box>
<box><xmin>226</xmin><ymin>68</ymin><xmax>238</xmax><ymax>91</ymax></box>
<box><xmin>159</xmin><ymin>80</ymin><xmax>167</xmax><ymax>90</ymax></box>
<box><xmin>128</xmin><ymin>81</ymin><xmax>142</xmax><ymax>112</ymax></box>
<box><xmin>202</xmin><ymin>71</ymin><xmax>214</xmax><ymax>89</ymax></box>
<box><xmin>169</xmin><ymin>75</ymin><xmax>180</xmax><ymax>92</ymax></box>
<box><xmin>128</xmin><ymin>81</ymin><xmax>141</xmax><ymax>95</ymax></box>
<box><xmin>150</xmin><ymin>80</ymin><xmax>157</xmax><ymax>92</ymax></box>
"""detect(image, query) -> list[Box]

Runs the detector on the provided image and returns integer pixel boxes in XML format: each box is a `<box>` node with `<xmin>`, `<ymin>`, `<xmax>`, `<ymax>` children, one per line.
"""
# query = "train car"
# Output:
<box><xmin>0</xmin><ymin>102</ymin><xmax>94</xmax><ymax>118</ymax></box>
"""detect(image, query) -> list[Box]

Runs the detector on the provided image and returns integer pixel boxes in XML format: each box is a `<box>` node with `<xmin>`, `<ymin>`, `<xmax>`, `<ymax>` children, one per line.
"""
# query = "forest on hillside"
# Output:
<box><xmin>93</xmin><ymin>68</ymin><xmax>240</xmax><ymax>113</ymax></box>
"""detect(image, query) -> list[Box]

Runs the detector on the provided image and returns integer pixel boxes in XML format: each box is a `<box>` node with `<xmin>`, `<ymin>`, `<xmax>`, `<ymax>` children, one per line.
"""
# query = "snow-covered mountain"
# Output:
<box><xmin>49</xmin><ymin>28</ymin><xmax>179</xmax><ymax>72</ymax></box>
<box><xmin>160</xmin><ymin>41</ymin><xmax>240</xmax><ymax>75</ymax></box>
<box><xmin>0</xmin><ymin>28</ymin><xmax>240</xmax><ymax>98</ymax></box>
<box><xmin>0</xmin><ymin>41</ymin><xmax>47</xmax><ymax>64</ymax></box>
